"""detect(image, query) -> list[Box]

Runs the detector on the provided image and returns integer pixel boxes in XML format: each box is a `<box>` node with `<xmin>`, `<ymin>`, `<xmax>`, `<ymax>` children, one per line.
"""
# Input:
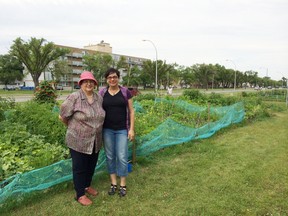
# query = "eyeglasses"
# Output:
<box><xmin>107</xmin><ymin>76</ymin><xmax>118</xmax><ymax>80</ymax></box>
<box><xmin>82</xmin><ymin>80</ymin><xmax>95</xmax><ymax>84</ymax></box>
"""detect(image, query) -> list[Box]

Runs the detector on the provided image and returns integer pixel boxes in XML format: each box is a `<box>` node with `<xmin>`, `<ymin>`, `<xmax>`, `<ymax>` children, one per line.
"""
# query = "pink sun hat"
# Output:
<box><xmin>78</xmin><ymin>71</ymin><xmax>98</xmax><ymax>86</ymax></box>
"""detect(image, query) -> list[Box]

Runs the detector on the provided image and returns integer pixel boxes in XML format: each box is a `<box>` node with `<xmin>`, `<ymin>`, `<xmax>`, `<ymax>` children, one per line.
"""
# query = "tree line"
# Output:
<box><xmin>0</xmin><ymin>37</ymin><xmax>286</xmax><ymax>90</ymax></box>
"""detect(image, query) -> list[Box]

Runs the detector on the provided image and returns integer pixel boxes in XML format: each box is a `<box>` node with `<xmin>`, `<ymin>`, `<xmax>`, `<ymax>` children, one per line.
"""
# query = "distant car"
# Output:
<box><xmin>20</xmin><ymin>86</ymin><xmax>34</xmax><ymax>90</ymax></box>
<box><xmin>127</xmin><ymin>87</ymin><xmax>140</xmax><ymax>96</ymax></box>
<box><xmin>267</xmin><ymin>86</ymin><xmax>272</xmax><ymax>89</ymax></box>
<box><xmin>56</xmin><ymin>85</ymin><xmax>64</xmax><ymax>90</ymax></box>
<box><xmin>254</xmin><ymin>86</ymin><xmax>262</xmax><ymax>91</ymax></box>
<box><xmin>74</xmin><ymin>85</ymin><xmax>80</xmax><ymax>89</ymax></box>
<box><xmin>3</xmin><ymin>85</ymin><xmax>16</xmax><ymax>91</ymax></box>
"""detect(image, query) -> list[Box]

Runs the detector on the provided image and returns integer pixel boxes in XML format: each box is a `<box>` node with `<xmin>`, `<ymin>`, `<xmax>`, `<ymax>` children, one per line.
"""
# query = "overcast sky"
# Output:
<box><xmin>0</xmin><ymin>0</ymin><xmax>287</xmax><ymax>81</ymax></box>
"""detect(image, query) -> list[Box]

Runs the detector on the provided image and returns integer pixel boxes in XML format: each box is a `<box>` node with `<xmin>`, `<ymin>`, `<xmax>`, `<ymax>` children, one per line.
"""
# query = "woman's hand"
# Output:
<box><xmin>128</xmin><ymin>129</ymin><xmax>135</xmax><ymax>141</ymax></box>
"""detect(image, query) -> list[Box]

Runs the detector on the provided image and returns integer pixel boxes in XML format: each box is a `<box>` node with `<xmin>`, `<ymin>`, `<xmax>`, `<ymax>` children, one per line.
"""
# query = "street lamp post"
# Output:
<box><xmin>226</xmin><ymin>59</ymin><xmax>237</xmax><ymax>91</ymax></box>
<box><xmin>143</xmin><ymin>39</ymin><xmax>158</xmax><ymax>93</ymax></box>
<box><xmin>286</xmin><ymin>78</ymin><xmax>288</xmax><ymax>107</ymax></box>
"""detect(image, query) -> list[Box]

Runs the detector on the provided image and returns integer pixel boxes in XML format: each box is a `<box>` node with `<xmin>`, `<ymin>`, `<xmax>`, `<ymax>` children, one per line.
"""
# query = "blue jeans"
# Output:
<box><xmin>103</xmin><ymin>129</ymin><xmax>128</xmax><ymax>177</ymax></box>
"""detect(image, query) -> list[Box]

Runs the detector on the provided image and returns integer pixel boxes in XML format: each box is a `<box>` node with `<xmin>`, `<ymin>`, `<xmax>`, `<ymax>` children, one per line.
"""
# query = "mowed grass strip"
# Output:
<box><xmin>3</xmin><ymin>111</ymin><xmax>288</xmax><ymax>216</ymax></box>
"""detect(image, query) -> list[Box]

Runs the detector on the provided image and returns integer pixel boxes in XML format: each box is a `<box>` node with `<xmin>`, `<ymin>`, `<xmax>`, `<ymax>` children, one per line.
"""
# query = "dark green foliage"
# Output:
<box><xmin>0</xmin><ymin>97</ymin><xmax>16</xmax><ymax>121</ymax></box>
<box><xmin>264</xmin><ymin>101</ymin><xmax>287</xmax><ymax>112</ymax></box>
<box><xmin>183</xmin><ymin>90</ymin><xmax>238</xmax><ymax>106</ymax></box>
<box><xmin>222</xmin><ymin>96</ymin><xmax>238</xmax><ymax>105</ymax></box>
<box><xmin>1</xmin><ymin>90</ymin><xmax>286</xmax><ymax>183</ymax></box>
<box><xmin>135</xmin><ymin>98</ymin><xmax>219</xmax><ymax>137</ymax></box>
<box><xmin>134</xmin><ymin>93</ymin><xmax>156</xmax><ymax>101</ymax></box>
<box><xmin>207</xmin><ymin>92</ymin><xmax>225</xmax><ymax>105</ymax></box>
<box><xmin>241</xmin><ymin>91</ymin><xmax>248</xmax><ymax>97</ymax></box>
<box><xmin>183</xmin><ymin>89</ymin><xmax>204</xmax><ymax>100</ymax></box>
<box><xmin>242</xmin><ymin>97</ymin><xmax>271</xmax><ymax>121</ymax></box>
<box><xmin>34</xmin><ymin>80</ymin><xmax>57</xmax><ymax>104</ymax></box>
<box><xmin>207</xmin><ymin>92</ymin><xmax>240</xmax><ymax>106</ymax></box>
<box><xmin>0</xmin><ymin>121</ymin><xmax>68</xmax><ymax>181</ymax></box>
<box><xmin>243</xmin><ymin>90</ymin><xmax>287</xmax><ymax>102</ymax></box>
<box><xmin>5</xmin><ymin>101</ymin><xmax>66</xmax><ymax>145</ymax></box>
<box><xmin>0</xmin><ymin>54</ymin><xmax>24</xmax><ymax>85</ymax></box>
<box><xmin>0</xmin><ymin>100</ymin><xmax>68</xmax><ymax>181</ymax></box>
<box><xmin>10</xmin><ymin>37</ymin><xmax>70</xmax><ymax>87</ymax></box>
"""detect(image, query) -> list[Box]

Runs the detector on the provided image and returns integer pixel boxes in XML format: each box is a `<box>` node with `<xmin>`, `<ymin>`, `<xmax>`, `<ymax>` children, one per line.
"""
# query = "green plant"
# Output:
<box><xmin>134</xmin><ymin>93</ymin><xmax>156</xmax><ymax>101</ymax></box>
<box><xmin>2</xmin><ymin>109</ymin><xmax>288</xmax><ymax>215</ymax></box>
<box><xmin>183</xmin><ymin>89</ymin><xmax>205</xmax><ymax>100</ymax></box>
<box><xmin>0</xmin><ymin>97</ymin><xmax>16</xmax><ymax>121</ymax></box>
<box><xmin>34</xmin><ymin>80</ymin><xmax>57</xmax><ymax>104</ymax></box>
<box><xmin>134</xmin><ymin>99</ymin><xmax>220</xmax><ymax>137</ymax></box>
<box><xmin>5</xmin><ymin>101</ymin><xmax>66</xmax><ymax>145</ymax></box>
<box><xmin>0</xmin><ymin>121</ymin><xmax>69</xmax><ymax>181</ymax></box>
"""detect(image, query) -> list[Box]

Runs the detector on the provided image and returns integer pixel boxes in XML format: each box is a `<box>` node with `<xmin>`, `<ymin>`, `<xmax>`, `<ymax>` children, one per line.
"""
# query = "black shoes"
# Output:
<box><xmin>119</xmin><ymin>186</ymin><xmax>127</xmax><ymax>197</ymax></box>
<box><xmin>108</xmin><ymin>184</ymin><xmax>127</xmax><ymax>197</ymax></box>
<box><xmin>108</xmin><ymin>184</ymin><xmax>117</xmax><ymax>195</ymax></box>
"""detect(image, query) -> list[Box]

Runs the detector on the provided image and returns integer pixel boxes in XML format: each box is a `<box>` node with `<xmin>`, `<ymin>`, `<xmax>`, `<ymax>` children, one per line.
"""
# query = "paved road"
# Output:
<box><xmin>1</xmin><ymin>94</ymin><xmax>68</xmax><ymax>102</ymax></box>
<box><xmin>1</xmin><ymin>88</ymin><xmax>257</xmax><ymax>102</ymax></box>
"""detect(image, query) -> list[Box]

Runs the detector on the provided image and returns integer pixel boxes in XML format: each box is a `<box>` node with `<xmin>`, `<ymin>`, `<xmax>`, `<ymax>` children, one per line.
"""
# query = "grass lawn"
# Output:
<box><xmin>2</xmin><ymin>110</ymin><xmax>288</xmax><ymax>215</ymax></box>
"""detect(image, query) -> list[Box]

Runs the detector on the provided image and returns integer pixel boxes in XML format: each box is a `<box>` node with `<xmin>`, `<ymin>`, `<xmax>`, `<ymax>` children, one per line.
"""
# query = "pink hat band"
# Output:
<box><xmin>78</xmin><ymin>71</ymin><xmax>98</xmax><ymax>86</ymax></box>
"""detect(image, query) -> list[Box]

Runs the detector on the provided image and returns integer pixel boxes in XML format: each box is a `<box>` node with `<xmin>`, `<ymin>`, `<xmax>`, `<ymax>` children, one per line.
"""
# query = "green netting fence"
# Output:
<box><xmin>0</xmin><ymin>100</ymin><xmax>244</xmax><ymax>205</ymax></box>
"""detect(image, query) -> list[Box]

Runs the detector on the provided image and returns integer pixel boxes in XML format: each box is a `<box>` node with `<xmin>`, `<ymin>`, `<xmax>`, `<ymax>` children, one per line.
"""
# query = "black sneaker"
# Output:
<box><xmin>108</xmin><ymin>184</ymin><xmax>117</xmax><ymax>195</ymax></box>
<box><xmin>119</xmin><ymin>186</ymin><xmax>127</xmax><ymax>197</ymax></box>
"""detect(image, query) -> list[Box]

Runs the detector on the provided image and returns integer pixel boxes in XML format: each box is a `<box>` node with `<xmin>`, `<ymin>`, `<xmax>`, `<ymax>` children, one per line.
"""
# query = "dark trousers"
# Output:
<box><xmin>70</xmin><ymin>148</ymin><xmax>99</xmax><ymax>199</ymax></box>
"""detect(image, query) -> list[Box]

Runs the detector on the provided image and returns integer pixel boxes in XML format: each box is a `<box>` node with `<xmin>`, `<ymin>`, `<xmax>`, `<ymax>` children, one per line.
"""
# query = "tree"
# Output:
<box><xmin>10</xmin><ymin>37</ymin><xmax>69</xmax><ymax>87</ymax></box>
<box><xmin>156</xmin><ymin>60</ymin><xmax>175</xmax><ymax>89</ymax></box>
<box><xmin>122</xmin><ymin>65</ymin><xmax>142</xmax><ymax>87</ymax></box>
<box><xmin>243</xmin><ymin>70</ymin><xmax>258</xmax><ymax>87</ymax></box>
<box><xmin>281</xmin><ymin>77</ymin><xmax>287</xmax><ymax>88</ymax></box>
<box><xmin>139</xmin><ymin>60</ymin><xmax>155</xmax><ymax>89</ymax></box>
<box><xmin>47</xmin><ymin>59</ymin><xmax>72</xmax><ymax>88</ymax></box>
<box><xmin>179</xmin><ymin>66</ymin><xmax>195</xmax><ymax>88</ymax></box>
<box><xmin>193</xmin><ymin>64</ymin><xmax>215</xmax><ymax>90</ymax></box>
<box><xmin>0</xmin><ymin>54</ymin><xmax>24</xmax><ymax>86</ymax></box>
<box><xmin>141</xmin><ymin>60</ymin><xmax>175</xmax><ymax>90</ymax></box>
<box><xmin>82</xmin><ymin>52</ymin><xmax>114</xmax><ymax>87</ymax></box>
<box><xmin>115</xmin><ymin>55</ymin><xmax>128</xmax><ymax>70</ymax></box>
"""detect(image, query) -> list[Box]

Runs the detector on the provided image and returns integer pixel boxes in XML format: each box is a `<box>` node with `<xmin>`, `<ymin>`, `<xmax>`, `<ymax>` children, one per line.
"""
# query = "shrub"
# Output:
<box><xmin>183</xmin><ymin>89</ymin><xmax>204</xmax><ymax>100</ymax></box>
<box><xmin>207</xmin><ymin>93</ymin><xmax>224</xmax><ymax>105</ymax></box>
<box><xmin>34</xmin><ymin>80</ymin><xmax>57</xmax><ymax>104</ymax></box>
<box><xmin>5</xmin><ymin>101</ymin><xmax>66</xmax><ymax>145</ymax></box>
<box><xmin>0</xmin><ymin>97</ymin><xmax>16</xmax><ymax>121</ymax></box>
<box><xmin>134</xmin><ymin>93</ymin><xmax>156</xmax><ymax>101</ymax></box>
<box><xmin>0</xmin><ymin>121</ymin><xmax>69</xmax><ymax>181</ymax></box>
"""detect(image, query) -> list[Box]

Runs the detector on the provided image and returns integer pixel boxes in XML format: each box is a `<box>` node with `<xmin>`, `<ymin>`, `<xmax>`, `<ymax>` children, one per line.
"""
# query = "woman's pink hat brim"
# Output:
<box><xmin>78</xmin><ymin>71</ymin><xmax>98</xmax><ymax>86</ymax></box>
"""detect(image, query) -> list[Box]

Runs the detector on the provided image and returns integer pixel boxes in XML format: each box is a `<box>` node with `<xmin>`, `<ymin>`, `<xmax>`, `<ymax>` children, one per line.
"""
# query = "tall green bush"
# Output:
<box><xmin>0</xmin><ymin>121</ymin><xmax>69</xmax><ymax>181</ymax></box>
<box><xmin>5</xmin><ymin>101</ymin><xmax>66</xmax><ymax>145</ymax></box>
<box><xmin>134</xmin><ymin>93</ymin><xmax>156</xmax><ymax>101</ymax></box>
<box><xmin>183</xmin><ymin>89</ymin><xmax>204</xmax><ymax>100</ymax></box>
<box><xmin>0</xmin><ymin>97</ymin><xmax>15</xmax><ymax>121</ymax></box>
<box><xmin>34</xmin><ymin>80</ymin><xmax>57</xmax><ymax>104</ymax></box>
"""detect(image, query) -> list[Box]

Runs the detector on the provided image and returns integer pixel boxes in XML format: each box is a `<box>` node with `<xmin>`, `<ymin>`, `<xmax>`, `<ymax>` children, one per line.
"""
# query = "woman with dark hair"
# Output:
<box><xmin>99</xmin><ymin>68</ymin><xmax>135</xmax><ymax>197</ymax></box>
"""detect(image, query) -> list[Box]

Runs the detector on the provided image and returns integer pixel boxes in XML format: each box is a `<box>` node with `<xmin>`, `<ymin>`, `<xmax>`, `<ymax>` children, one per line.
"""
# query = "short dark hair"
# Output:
<box><xmin>105</xmin><ymin>68</ymin><xmax>120</xmax><ymax>79</ymax></box>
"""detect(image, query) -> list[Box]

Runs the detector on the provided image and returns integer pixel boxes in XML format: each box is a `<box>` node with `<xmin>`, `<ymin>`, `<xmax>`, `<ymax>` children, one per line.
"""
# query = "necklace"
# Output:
<box><xmin>108</xmin><ymin>87</ymin><xmax>120</xmax><ymax>96</ymax></box>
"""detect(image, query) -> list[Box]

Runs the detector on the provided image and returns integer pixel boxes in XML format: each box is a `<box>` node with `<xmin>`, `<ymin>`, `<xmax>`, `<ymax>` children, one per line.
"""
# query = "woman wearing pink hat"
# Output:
<box><xmin>59</xmin><ymin>71</ymin><xmax>105</xmax><ymax>206</ymax></box>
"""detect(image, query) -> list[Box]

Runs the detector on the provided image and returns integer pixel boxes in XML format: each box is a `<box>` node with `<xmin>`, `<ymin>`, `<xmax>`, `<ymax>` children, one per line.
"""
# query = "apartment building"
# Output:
<box><xmin>22</xmin><ymin>41</ymin><xmax>148</xmax><ymax>88</ymax></box>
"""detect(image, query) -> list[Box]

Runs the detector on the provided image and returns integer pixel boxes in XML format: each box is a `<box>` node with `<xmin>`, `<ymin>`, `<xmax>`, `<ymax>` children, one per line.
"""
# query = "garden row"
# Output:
<box><xmin>0</xmin><ymin>85</ymin><xmax>287</xmax><ymax>181</ymax></box>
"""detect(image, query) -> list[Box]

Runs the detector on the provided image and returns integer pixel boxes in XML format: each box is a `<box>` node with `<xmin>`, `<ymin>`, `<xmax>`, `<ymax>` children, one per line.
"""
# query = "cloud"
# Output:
<box><xmin>0</xmin><ymin>0</ymin><xmax>287</xmax><ymax>80</ymax></box>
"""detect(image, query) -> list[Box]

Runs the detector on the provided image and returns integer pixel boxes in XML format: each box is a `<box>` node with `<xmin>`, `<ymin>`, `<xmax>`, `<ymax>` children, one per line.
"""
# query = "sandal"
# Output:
<box><xmin>85</xmin><ymin>187</ymin><xmax>98</xmax><ymax>196</ymax></box>
<box><xmin>108</xmin><ymin>184</ymin><xmax>117</xmax><ymax>195</ymax></box>
<box><xmin>76</xmin><ymin>195</ymin><xmax>92</xmax><ymax>206</ymax></box>
<box><xmin>119</xmin><ymin>186</ymin><xmax>127</xmax><ymax>197</ymax></box>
